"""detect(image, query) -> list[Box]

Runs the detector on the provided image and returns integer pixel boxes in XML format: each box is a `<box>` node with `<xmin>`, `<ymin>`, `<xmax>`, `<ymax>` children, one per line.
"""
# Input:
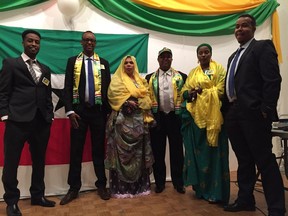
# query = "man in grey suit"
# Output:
<box><xmin>223</xmin><ymin>14</ymin><xmax>286</xmax><ymax>216</ymax></box>
<box><xmin>0</xmin><ymin>29</ymin><xmax>55</xmax><ymax>216</ymax></box>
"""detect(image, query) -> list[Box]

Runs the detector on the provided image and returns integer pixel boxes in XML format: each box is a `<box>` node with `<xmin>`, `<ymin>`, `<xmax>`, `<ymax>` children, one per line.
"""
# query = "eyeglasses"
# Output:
<box><xmin>82</xmin><ymin>38</ymin><xmax>96</xmax><ymax>43</ymax></box>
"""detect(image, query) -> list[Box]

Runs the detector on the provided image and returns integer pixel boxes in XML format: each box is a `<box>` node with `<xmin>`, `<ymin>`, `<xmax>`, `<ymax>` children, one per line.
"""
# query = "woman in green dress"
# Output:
<box><xmin>181</xmin><ymin>43</ymin><xmax>230</xmax><ymax>204</ymax></box>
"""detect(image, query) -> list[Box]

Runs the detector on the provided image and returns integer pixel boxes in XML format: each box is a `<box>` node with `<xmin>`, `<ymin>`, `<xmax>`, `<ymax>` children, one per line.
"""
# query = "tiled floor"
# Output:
<box><xmin>0</xmin><ymin>171</ymin><xmax>287</xmax><ymax>216</ymax></box>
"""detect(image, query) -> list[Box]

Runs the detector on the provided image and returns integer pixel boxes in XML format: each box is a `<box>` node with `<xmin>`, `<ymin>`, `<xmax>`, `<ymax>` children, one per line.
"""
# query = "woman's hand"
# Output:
<box><xmin>122</xmin><ymin>99</ymin><xmax>139</xmax><ymax>115</ymax></box>
<box><xmin>188</xmin><ymin>87</ymin><xmax>202</xmax><ymax>102</ymax></box>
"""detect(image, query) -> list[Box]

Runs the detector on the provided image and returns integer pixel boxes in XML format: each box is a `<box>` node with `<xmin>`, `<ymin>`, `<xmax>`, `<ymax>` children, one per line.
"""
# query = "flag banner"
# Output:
<box><xmin>0</xmin><ymin>25</ymin><xmax>149</xmax><ymax>166</ymax></box>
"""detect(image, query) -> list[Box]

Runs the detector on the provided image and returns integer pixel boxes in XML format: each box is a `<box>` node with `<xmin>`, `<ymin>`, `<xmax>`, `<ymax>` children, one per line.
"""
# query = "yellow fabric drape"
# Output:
<box><xmin>132</xmin><ymin>0</ymin><xmax>265</xmax><ymax>14</ymax></box>
<box><xmin>132</xmin><ymin>0</ymin><xmax>282</xmax><ymax>62</ymax></box>
<box><xmin>182</xmin><ymin>61</ymin><xmax>226</xmax><ymax>147</ymax></box>
<box><xmin>272</xmin><ymin>11</ymin><xmax>282</xmax><ymax>63</ymax></box>
<box><xmin>108</xmin><ymin>56</ymin><xmax>153</xmax><ymax>123</ymax></box>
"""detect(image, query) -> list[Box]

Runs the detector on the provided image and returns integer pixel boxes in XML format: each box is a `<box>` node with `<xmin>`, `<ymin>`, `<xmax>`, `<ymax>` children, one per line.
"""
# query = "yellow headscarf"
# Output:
<box><xmin>108</xmin><ymin>56</ymin><xmax>153</xmax><ymax>122</ymax></box>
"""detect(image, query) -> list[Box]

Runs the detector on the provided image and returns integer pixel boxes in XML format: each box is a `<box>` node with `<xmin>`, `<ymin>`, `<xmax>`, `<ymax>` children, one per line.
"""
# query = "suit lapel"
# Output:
<box><xmin>17</xmin><ymin>57</ymin><xmax>36</xmax><ymax>83</ymax></box>
<box><xmin>237</xmin><ymin>39</ymin><xmax>256</xmax><ymax>70</ymax></box>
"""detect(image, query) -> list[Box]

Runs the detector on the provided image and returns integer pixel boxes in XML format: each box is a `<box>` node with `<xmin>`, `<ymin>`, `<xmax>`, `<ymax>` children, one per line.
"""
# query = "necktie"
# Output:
<box><xmin>87</xmin><ymin>58</ymin><xmax>95</xmax><ymax>105</ymax></box>
<box><xmin>27</xmin><ymin>59</ymin><xmax>38</xmax><ymax>83</ymax></box>
<box><xmin>228</xmin><ymin>48</ymin><xmax>244</xmax><ymax>98</ymax></box>
<box><xmin>163</xmin><ymin>72</ymin><xmax>171</xmax><ymax>113</ymax></box>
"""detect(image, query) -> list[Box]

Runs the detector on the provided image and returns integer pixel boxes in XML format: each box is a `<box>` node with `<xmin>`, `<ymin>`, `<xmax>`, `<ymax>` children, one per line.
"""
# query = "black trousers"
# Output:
<box><xmin>2</xmin><ymin>111</ymin><xmax>51</xmax><ymax>205</ymax></box>
<box><xmin>225</xmin><ymin>103</ymin><xmax>285</xmax><ymax>215</ymax></box>
<box><xmin>67</xmin><ymin>105</ymin><xmax>107</xmax><ymax>191</ymax></box>
<box><xmin>150</xmin><ymin>111</ymin><xmax>184</xmax><ymax>188</ymax></box>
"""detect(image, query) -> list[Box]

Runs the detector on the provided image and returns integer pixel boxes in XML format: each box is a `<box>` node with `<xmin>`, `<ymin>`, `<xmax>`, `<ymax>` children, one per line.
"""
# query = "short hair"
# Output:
<box><xmin>82</xmin><ymin>31</ymin><xmax>95</xmax><ymax>39</ymax></box>
<box><xmin>239</xmin><ymin>14</ymin><xmax>256</xmax><ymax>27</ymax></box>
<box><xmin>22</xmin><ymin>29</ymin><xmax>41</xmax><ymax>40</ymax></box>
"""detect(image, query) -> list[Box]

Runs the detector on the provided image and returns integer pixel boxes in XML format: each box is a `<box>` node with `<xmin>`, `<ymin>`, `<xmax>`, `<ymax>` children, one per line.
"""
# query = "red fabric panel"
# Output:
<box><xmin>0</xmin><ymin>119</ymin><xmax>93</xmax><ymax>166</ymax></box>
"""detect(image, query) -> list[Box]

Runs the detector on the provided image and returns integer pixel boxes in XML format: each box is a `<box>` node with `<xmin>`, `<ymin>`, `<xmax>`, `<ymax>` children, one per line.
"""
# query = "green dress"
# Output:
<box><xmin>181</xmin><ymin>103</ymin><xmax>230</xmax><ymax>204</ymax></box>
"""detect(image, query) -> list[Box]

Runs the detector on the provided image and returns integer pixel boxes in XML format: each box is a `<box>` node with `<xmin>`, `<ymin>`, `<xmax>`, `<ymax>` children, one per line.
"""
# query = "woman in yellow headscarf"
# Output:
<box><xmin>181</xmin><ymin>44</ymin><xmax>230</xmax><ymax>204</ymax></box>
<box><xmin>105</xmin><ymin>55</ymin><xmax>155</xmax><ymax>198</ymax></box>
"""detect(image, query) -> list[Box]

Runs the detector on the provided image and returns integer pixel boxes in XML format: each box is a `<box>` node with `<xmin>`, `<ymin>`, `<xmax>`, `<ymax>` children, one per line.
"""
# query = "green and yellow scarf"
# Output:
<box><xmin>73</xmin><ymin>52</ymin><xmax>102</xmax><ymax>105</ymax></box>
<box><xmin>148</xmin><ymin>68</ymin><xmax>184</xmax><ymax>114</ymax></box>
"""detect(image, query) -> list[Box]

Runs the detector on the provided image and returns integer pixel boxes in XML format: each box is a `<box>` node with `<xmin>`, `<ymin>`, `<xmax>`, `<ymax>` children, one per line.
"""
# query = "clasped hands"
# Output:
<box><xmin>122</xmin><ymin>99</ymin><xmax>139</xmax><ymax>115</ymax></box>
<box><xmin>188</xmin><ymin>87</ymin><xmax>203</xmax><ymax>102</ymax></box>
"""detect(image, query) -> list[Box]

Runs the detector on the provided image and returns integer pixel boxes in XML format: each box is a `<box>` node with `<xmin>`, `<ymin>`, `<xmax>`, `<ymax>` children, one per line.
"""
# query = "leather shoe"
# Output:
<box><xmin>224</xmin><ymin>202</ymin><xmax>255</xmax><ymax>212</ymax></box>
<box><xmin>174</xmin><ymin>186</ymin><xmax>185</xmax><ymax>194</ymax></box>
<box><xmin>60</xmin><ymin>190</ymin><xmax>79</xmax><ymax>205</ymax></box>
<box><xmin>6</xmin><ymin>204</ymin><xmax>22</xmax><ymax>216</ymax></box>
<box><xmin>97</xmin><ymin>187</ymin><xmax>110</xmax><ymax>200</ymax></box>
<box><xmin>155</xmin><ymin>185</ymin><xmax>165</xmax><ymax>193</ymax></box>
<box><xmin>31</xmin><ymin>196</ymin><xmax>56</xmax><ymax>207</ymax></box>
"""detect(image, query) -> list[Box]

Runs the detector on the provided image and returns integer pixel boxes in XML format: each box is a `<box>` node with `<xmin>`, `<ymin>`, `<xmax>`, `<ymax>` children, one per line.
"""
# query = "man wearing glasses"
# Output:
<box><xmin>60</xmin><ymin>31</ymin><xmax>111</xmax><ymax>205</ymax></box>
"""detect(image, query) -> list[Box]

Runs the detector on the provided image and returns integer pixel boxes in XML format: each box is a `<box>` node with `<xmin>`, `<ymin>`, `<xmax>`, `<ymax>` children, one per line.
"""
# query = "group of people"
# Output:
<box><xmin>0</xmin><ymin>14</ymin><xmax>285</xmax><ymax>216</ymax></box>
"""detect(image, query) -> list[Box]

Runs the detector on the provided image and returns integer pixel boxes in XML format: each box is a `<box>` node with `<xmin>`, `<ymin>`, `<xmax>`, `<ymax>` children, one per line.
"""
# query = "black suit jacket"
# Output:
<box><xmin>64</xmin><ymin>55</ymin><xmax>111</xmax><ymax>114</ymax></box>
<box><xmin>0</xmin><ymin>57</ymin><xmax>53</xmax><ymax>122</ymax></box>
<box><xmin>223</xmin><ymin>39</ymin><xmax>281</xmax><ymax>121</ymax></box>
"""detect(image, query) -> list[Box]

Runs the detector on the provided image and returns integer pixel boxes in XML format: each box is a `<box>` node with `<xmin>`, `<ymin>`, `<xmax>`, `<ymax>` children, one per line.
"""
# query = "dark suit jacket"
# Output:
<box><xmin>64</xmin><ymin>55</ymin><xmax>111</xmax><ymax>114</ymax></box>
<box><xmin>223</xmin><ymin>39</ymin><xmax>281</xmax><ymax>121</ymax></box>
<box><xmin>0</xmin><ymin>57</ymin><xmax>53</xmax><ymax>123</ymax></box>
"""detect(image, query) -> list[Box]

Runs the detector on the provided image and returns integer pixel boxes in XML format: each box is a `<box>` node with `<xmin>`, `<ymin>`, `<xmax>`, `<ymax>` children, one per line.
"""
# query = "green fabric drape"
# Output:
<box><xmin>88</xmin><ymin>0</ymin><xmax>279</xmax><ymax>36</ymax></box>
<box><xmin>0</xmin><ymin>0</ymin><xmax>279</xmax><ymax>36</ymax></box>
<box><xmin>0</xmin><ymin>25</ymin><xmax>148</xmax><ymax>74</ymax></box>
<box><xmin>0</xmin><ymin>0</ymin><xmax>48</xmax><ymax>12</ymax></box>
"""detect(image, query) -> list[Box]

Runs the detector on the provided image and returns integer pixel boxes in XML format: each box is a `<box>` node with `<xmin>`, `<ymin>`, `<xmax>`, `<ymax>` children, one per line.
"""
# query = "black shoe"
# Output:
<box><xmin>174</xmin><ymin>186</ymin><xmax>185</xmax><ymax>194</ymax></box>
<box><xmin>31</xmin><ymin>196</ymin><xmax>56</xmax><ymax>207</ymax></box>
<box><xmin>6</xmin><ymin>204</ymin><xmax>22</xmax><ymax>216</ymax></box>
<box><xmin>60</xmin><ymin>190</ymin><xmax>79</xmax><ymax>205</ymax></box>
<box><xmin>97</xmin><ymin>187</ymin><xmax>111</xmax><ymax>200</ymax></box>
<box><xmin>155</xmin><ymin>185</ymin><xmax>165</xmax><ymax>193</ymax></box>
<box><xmin>224</xmin><ymin>202</ymin><xmax>255</xmax><ymax>212</ymax></box>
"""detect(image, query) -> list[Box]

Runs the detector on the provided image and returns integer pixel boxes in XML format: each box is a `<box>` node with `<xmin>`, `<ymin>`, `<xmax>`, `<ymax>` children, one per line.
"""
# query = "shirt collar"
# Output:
<box><xmin>159</xmin><ymin>68</ymin><xmax>172</xmax><ymax>76</ymax></box>
<box><xmin>21</xmin><ymin>53</ymin><xmax>38</xmax><ymax>63</ymax></box>
<box><xmin>240</xmin><ymin>37</ymin><xmax>254</xmax><ymax>50</ymax></box>
<box><xmin>84</xmin><ymin>54</ymin><xmax>94</xmax><ymax>61</ymax></box>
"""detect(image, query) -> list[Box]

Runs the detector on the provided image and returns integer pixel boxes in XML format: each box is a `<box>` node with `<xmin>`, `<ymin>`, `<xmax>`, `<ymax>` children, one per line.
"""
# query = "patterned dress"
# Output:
<box><xmin>105</xmin><ymin>109</ymin><xmax>154</xmax><ymax>198</ymax></box>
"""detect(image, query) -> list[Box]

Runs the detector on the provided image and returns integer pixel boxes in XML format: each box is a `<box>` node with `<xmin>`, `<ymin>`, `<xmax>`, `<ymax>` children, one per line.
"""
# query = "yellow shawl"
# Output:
<box><xmin>182</xmin><ymin>60</ymin><xmax>226</xmax><ymax>147</ymax></box>
<box><xmin>108</xmin><ymin>56</ymin><xmax>153</xmax><ymax>123</ymax></box>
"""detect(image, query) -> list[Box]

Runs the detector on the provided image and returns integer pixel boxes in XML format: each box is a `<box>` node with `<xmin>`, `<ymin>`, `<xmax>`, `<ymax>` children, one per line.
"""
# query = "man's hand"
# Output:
<box><xmin>68</xmin><ymin>113</ymin><xmax>81</xmax><ymax>129</ymax></box>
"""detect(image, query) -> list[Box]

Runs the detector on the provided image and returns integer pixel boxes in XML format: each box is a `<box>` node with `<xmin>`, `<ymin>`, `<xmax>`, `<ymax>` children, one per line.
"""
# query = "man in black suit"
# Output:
<box><xmin>0</xmin><ymin>29</ymin><xmax>55</xmax><ymax>216</ymax></box>
<box><xmin>223</xmin><ymin>14</ymin><xmax>286</xmax><ymax>216</ymax></box>
<box><xmin>60</xmin><ymin>31</ymin><xmax>111</xmax><ymax>205</ymax></box>
<box><xmin>145</xmin><ymin>47</ymin><xmax>186</xmax><ymax>194</ymax></box>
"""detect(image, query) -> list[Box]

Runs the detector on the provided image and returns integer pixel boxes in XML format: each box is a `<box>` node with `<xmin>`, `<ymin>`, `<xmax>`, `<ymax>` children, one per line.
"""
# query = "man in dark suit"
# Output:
<box><xmin>60</xmin><ymin>31</ymin><xmax>111</xmax><ymax>205</ymax></box>
<box><xmin>0</xmin><ymin>29</ymin><xmax>55</xmax><ymax>216</ymax></box>
<box><xmin>145</xmin><ymin>47</ymin><xmax>186</xmax><ymax>194</ymax></box>
<box><xmin>223</xmin><ymin>14</ymin><xmax>286</xmax><ymax>216</ymax></box>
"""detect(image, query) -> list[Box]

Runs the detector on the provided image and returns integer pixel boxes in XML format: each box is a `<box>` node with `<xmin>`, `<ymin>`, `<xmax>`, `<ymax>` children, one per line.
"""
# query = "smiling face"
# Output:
<box><xmin>22</xmin><ymin>33</ymin><xmax>40</xmax><ymax>59</ymax></box>
<box><xmin>197</xmin><ymin>46</ymin><xmax>211</xmax><ymax>68</ymax></box>
<box><xmin>234</xmin><ymin>16</ymin><xmax>256</xmax><ymax>46</ymax></box>
<box><xmin>81</xmin><ymin>32</ymin><xmax>96</xmax><ymax>57</ymax></box>
<box><xmin>158</xmin><ymin>52</ymin><xmax>172</xmax><ymax>71</ymax></box>
<box><xmin>124</xmin><ymin>56</ymin><xmax>135</xmax><ymax>77</ymax></box>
